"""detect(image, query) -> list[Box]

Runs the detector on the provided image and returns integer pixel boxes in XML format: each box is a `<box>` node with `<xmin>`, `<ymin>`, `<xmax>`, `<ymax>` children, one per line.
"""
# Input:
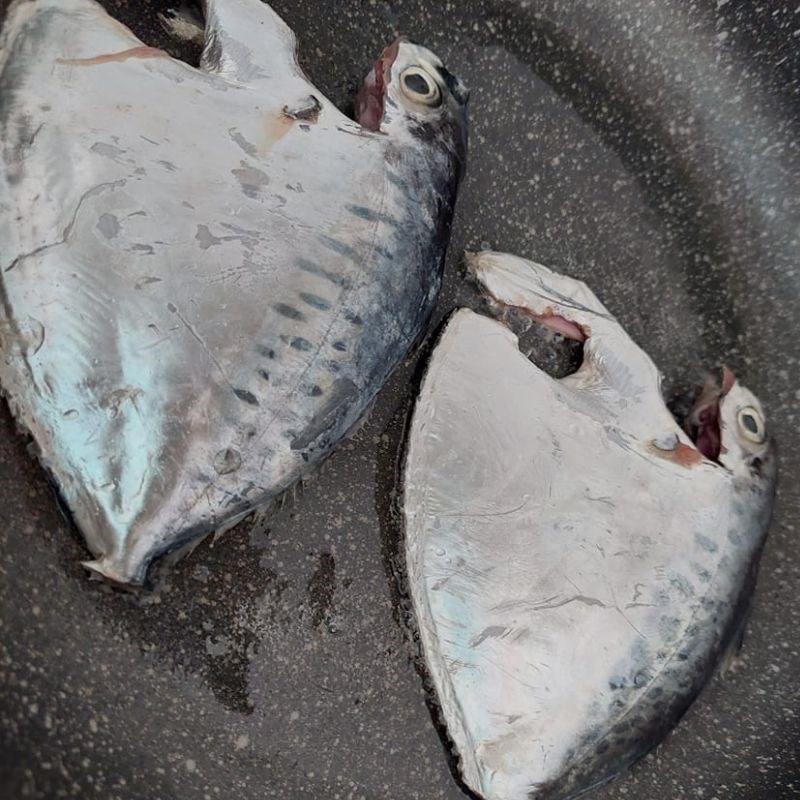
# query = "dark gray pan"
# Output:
<box><xmin>0</xmin><ymin>2</ymin><xmax>796</xmax><ymax>799</ymax></box>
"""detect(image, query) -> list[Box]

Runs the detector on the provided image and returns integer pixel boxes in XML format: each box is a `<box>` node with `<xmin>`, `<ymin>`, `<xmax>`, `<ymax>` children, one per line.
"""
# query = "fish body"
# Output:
<box><xmin>403</xmin><ymin>252</ymin><xmax>776</xmax><ymax>800</ymax></box>
<box><xmin>0</xmin><ymin>0</ymin><xmax>468</xmax><ymax>584</ymax></box>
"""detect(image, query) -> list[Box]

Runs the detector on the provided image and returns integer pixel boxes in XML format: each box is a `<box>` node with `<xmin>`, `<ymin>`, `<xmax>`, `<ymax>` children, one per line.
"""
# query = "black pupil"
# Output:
<box><xmin>742</xmin><ymin>413</ymin><xmax>759</xmax><ymax>434</ymax></box>
<box><xmin>404</xmin><ymin>72</ymin><xmax>432</xmax><ymax>96</ymax></box>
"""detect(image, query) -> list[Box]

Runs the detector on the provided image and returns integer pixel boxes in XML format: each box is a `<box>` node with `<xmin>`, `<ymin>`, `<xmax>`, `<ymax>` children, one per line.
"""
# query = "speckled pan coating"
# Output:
<box><xmin>0</xmin><ymin>1</ymin><xmax>798</xmax><ymax>799</ymax></box>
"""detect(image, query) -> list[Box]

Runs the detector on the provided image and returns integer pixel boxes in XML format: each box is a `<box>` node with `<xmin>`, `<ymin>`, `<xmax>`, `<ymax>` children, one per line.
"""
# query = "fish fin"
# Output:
<box><xmin>82</xmin><ymin>557</ymin><xmax>145</xmax><ymax>587</ymax></box>
<box><xmin>718</xmin><ymin>640</ymin><xmax>746</xmax><ymax>678</ymax></box>
<box><xmin>201</xmin><ymin>0</ymin><xmax>305</xmax><ymax>84</ymax></box>
<box><xmin>466</xmin><ymin>250</ymin><xmax>664</xmax><ymax>397</ymax></box>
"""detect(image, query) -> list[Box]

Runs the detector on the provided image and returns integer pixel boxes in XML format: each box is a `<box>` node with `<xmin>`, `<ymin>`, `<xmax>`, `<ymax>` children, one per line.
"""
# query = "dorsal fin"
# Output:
<box><xmin>201</xmin><ymin>0</ymin><xmax>304</xmax><ymax>84</ymax></box>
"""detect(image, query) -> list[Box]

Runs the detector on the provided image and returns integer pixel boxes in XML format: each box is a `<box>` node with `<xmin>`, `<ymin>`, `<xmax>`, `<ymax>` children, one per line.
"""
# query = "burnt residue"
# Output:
<box><xmin>109</xmin><ymin>532</ymin><xmax>290</xmax><ymax>715</ymax></box>
<box><xmin>305</xmin><ymin>552</ymin><xmax>336</xmax><ymax>629</ymax></box>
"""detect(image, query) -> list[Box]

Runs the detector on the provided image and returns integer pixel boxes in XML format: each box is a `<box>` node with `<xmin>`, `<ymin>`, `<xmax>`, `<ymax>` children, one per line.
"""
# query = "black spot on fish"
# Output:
<box><xmin>233</xmin><ymin>388</ymin><xmax>259</xmax><ymax>406</ymax></box>
<box><xmin>728</xmin><ymin>527</ymin><xmax>743</xmax><ymax>545</ymax></box>
<box><xmin>308</xmin><ymin>385</ymin><xmax>323</xmax><ymax>397</ymax></box>
<box><xmin>291</xmin><ymin>337</ymin><xmax>312</xmax><ymax>352</ymax></box>
<box><xmin>257</xmin><ymin>369</ymin><xmax>270</xmax><ymax>382</ymax></box>
<box><xmin>291</xmin><ymin>378</ymin><xmax>359</xmax><ymax>451</ymax></box>
<box><xmin>256</xmin><ymin>345</ymin><xmax>276</xmax><ymax>359</ymax></box>
<box><xmin>694</xmin><ymin>532</ymin><xmax>718</xmax><ymax>553</ymax></box>
<box><xmin>669</xmin><ymin>574</ymin><xmax>693</xmax><ymax>598</ymax></box>
<box><xmin>296</xmin><ymin>257</ymin><xmax>350</xmax><ymax>288</ymax></box>
<box><xmin>345</xmin><ymin>204</ymin><xmax>399</xmax><ymax>227</ymax></box>
<box><xmin>318</xmin><ymin>234</ymin><xmax>359</xmax><ymax>261</ymax></box>
<box><xmin>273</xmin><ymin>303</ymin><xmax>304</xmax><ymax>321</ymax></box>
<box><xmin>633</xmin><ymin>670</ymin><xmax>652</xmax><ymax>688</ymax></box>
<box><xmin>167</xmin><ymin>302</ymin><xmax>177</xmax><ymax>313</ymax></box>
<box><xmin>343</xmin><ymin>310</ymin><xmax>363</xmax><ymax>326</ymax></box>
<box><xmin>332</xmin><ymin>341</ymin><xmax>347</xmax><ymax>352</ymax></box>
<box><xmin>299</xmin><ymin>292</ymin><xmax>331</xmax><ymax>311</ymax></box>
<box><xmin>347</xmin><ymin>205</ymin><xmax>375</xmax><ymax>220</ymax></box>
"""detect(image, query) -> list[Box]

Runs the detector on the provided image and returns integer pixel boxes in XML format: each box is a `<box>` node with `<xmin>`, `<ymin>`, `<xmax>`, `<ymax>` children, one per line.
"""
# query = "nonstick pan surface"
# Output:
<box><xmin>0</xmin><ymin>1</ymin><xmax>797</xmax><ymax>798</ymax></box>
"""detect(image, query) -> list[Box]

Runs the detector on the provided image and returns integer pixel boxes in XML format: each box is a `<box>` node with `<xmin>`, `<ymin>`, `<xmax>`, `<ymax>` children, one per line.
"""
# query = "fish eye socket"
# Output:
<box><xmin>400</xmin><ymin>67</ymin><xmax>441</xmax><ymax>106</ymax></box>
<box><xmin>737</xmin><ymin>406</ymin><xmax>766</xmax><ymax>443</ymax></box>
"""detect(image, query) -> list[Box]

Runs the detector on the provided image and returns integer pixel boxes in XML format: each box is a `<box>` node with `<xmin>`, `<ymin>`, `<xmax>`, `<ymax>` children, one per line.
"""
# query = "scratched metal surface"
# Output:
<box><xmin>0</xmin><ymin>1</ymin><xmax>798</xmax><ymax>799</ymax></box>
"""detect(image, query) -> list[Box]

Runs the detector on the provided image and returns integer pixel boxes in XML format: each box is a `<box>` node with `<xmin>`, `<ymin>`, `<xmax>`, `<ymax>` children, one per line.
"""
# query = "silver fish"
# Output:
<box><xmin>403</xmin><ymin>251</ymin><xmax>776</xmax><ymax>800</ymax></box>
<box><xmin>0</xmin><ymin>0</ymin><xmax>468</xmax><ymax>584</ymax></box>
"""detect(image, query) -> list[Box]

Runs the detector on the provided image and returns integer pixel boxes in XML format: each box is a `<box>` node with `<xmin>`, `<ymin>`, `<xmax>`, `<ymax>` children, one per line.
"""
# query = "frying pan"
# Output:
<box><xmin>0</xmin><ymin>1</ymin><xmax>797</xmax><ymax>798</ymax></box>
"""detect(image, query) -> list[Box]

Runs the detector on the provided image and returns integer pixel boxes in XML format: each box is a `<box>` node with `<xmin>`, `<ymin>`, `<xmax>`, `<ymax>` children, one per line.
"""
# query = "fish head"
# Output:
<box><xmin>686</xmin><ymin>366</ymin><xmax>776</xmax><ymax>485</ymax></box>
<box><xmin>357</xmin><ymin>38</ymin><xmax>469</xmax><ymax>164</ymax></box>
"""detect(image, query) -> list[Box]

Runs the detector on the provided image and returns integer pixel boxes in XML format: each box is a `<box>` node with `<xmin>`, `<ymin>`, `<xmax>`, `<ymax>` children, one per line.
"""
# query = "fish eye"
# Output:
<box><xmin>400</xmin><ymin>66</ymin><xmax>441</xmax><ymax>106</ymax></box>
<box><xmin>737</xmin><ymin>406</ymin><xmax>766</xmax><ymax>444</ymax></box>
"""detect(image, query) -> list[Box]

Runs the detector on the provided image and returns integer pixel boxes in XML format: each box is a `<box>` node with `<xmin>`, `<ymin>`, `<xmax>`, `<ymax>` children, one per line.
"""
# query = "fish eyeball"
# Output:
<box><xmin>400</xmin><ymin>66</ymin><xmax>441</xmax><ymax>106</ymax></box>
<box><xmin>737</xmin><ymin>405</ymin><xmax>767</xmax><ymax>444</ymax></box>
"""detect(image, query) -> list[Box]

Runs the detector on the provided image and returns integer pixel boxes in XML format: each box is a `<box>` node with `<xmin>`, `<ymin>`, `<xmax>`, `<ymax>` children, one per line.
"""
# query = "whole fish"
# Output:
<box><xmin>403</xmin><ymin>251</ymin><xmax>776</xmax><ymax>800</ymax></box>
<box><xmin>0</xmin><ymin>0</ymin><xmax>468</xmax><ymax>584</ymax></box>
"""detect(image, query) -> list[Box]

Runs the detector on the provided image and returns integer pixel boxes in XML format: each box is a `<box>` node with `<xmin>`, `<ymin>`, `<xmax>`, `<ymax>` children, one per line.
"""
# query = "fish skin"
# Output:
<box><xmin>403</xmin><ymin>252</ymin><xmax>776</xmax><ymax>800</ymax></box>
<box><xmin>0</xmin><ymin>0</ymin><xmax>468</xmax><ymax>584</ymax></box>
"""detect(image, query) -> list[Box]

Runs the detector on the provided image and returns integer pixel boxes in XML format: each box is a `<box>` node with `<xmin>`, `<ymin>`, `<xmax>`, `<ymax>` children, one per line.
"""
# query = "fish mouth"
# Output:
<box><xmin>684</xmin><ymin>365</ymin><xmax>736</xmax><ymax>462</ymax></box>
<box><xmin>356</xmin><ymin>37</ymin><xmax>404</xmax><ymax>132</ymax></box>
